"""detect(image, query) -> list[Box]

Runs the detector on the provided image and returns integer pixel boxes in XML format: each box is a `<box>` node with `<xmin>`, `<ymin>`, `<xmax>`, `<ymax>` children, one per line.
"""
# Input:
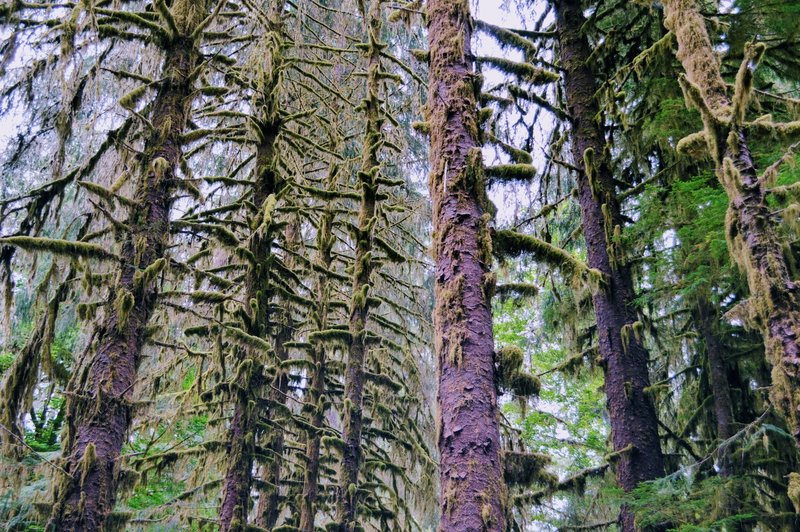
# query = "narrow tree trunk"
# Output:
<box><xmin>693</xmin><ymin>299</ymin><xmax>735</xmax><ymax>475</ymax></box>
<box><xmin>218</xmin><ymin>7</ymin><xmax>285</xmax><ymax>529</ymax></box>
<box><xmin>554</xmin><ymin>1</ymin><xmax>665</xmax><ymax>529</ymax></box>
<box><xmin>299</xmin><ymin>173</ymin><xmax>336</xmax><ymax>532</ymax></box>
<box><xmin>46</xmin><ymin>3</ymin><xmax>205</xmax><ymax>529</ymax></box>
<box><xmin>219</xmin><ymin>392</ymin><xmax>259</xmax><ymax>531</ymax></box>
<box><xmin>428</xmin><ymin>0</ymin><xmax>506</xmax><ymax>529</ymax></box>
<box><xmin>218</xmin><ymin>124</ymin><xmax>281</xmax><ymax>532</ymax></box>
<box><xmin>663</xmin><ymin>0</ymin><xmax>800</xmax><ymax>442</ymax></box>
<box><xmin>335</xmin><ymin>2</ymin><xmax>381</xmax><ymax>528</ymax></box>
<box><xmin>255</xmin><ymin>223</ymin><xmax>297</xmax><ymax>528</ymax></box>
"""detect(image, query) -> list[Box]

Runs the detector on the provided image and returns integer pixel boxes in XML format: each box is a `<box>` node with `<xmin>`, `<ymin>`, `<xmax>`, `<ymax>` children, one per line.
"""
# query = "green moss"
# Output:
<box><xmin>0</xmin><ymin>236</ymin><xmax>117</xmax><ymax>260</ymax></box>
<box><xmin>485</xmin><ymin>164</ymin><xmax>536</xmax><ymax>183</ymax></box>
<box><xmin>114</xmin><ymin>288</ymin><xmax>135</xmax><ymax>332</ymax></box>
<box><xmin>502</xmin><ymin>451</ymin><xmax>555</xmax><ymax>486</ymax></box>
<box><xmin>478</xmin><ymin>56</ymin><xmax>558</xmax><ymax>85</ymax></box>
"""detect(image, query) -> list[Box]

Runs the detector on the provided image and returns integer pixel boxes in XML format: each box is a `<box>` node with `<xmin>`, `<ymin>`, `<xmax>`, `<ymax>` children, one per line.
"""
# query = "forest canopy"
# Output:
<box><xmin>0</xmin><ymin>0</ymin><xmax>799</xmax><ymax>530</ymax></box>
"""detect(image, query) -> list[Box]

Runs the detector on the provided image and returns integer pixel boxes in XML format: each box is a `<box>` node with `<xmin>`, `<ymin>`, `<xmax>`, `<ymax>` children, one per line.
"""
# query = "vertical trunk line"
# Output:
<box><xmin>255</xmin><ymin>221</ymin><xmax>298</xmax><ymax>528</ymax></box>
<box><xmin>336</xmin><ymin>2</ymin><xmax>382</xmax><ymax>528</ymax></box>
<box><xmin>47</xmin><ymin>2</ymin><xmax>206</xmax><ymax>529</ymax></box>
<box><xmin>554</xmin><ymin>1</ymin><xmax>665</xmax><ymax>529</ymax></box>
<box><xmin>219</xmin><ymin>6</ymin><xmax>286</xmax><ymax>527</ymax></box>
<box><xmin>299</xmin><ymin>170</ymin><xmax>337</xmax><ymax>532</ymax></box>
<box><xmin>428</xmin><ymin>0</ymin><xmax>507</xmax><ymax>530</ymax></box>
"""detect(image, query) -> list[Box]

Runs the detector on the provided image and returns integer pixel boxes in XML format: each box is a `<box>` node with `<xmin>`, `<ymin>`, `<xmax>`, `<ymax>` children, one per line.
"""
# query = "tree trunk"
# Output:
<box><xmin>255</xmin><ymin>222</ymin><xmax>297</xmax><ymax>528</ymax></box>
<box><xmin>693</xmin><ymin>299</ymin><xmax>735</xmax><ymax>475</ymax></box>
<box><xmin>218</xmin><ymin>121</ymin><xmax>281</xmax><ymax>532</ymax></box>
<box><xmin>663</xmin><ymin>0</ymin><xmax>800</xmax><ymax>442</ymax></box>
<box><xmin>299</xmin><ymin>172</ymin><xmax>336</xmax><ymax>532</ymax></box>
<box><xmin>335</xmin><ymin>2</ymin><xmax>382</xmax><ymax>528</ymax></box>
<box><xmin>218</xmin><ymin>6</ymin><xmax>285</xmax><ymax>529</ymax></box>
<box><xmin>428</xmin><ymin>0</ymin><xmax>506</xmax><ymax>530</ymax></box>
<box><xmin>46</xmin><ymin>2</ymin><xmax>205</xmax><ymax>529</ymax></box>
<box><xmin>554</xmin><ymin>1</ymin><xmax>665</xmax><ymax>529</ymax></box>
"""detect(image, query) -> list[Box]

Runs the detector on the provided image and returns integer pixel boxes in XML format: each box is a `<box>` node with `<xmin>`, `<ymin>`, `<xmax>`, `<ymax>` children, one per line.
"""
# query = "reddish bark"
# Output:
<box><xmin>554</xmin><ymin>1</ymin><xmax>665</xmax><ymax>529</ymax></box>
<box><xmin>428</xmin><ymin>0</ymin><xmax>506</xmax><ymax>529</ymax></box>
<box><xmin>663</xmin><ymin>0</ymin><xmax>800</xmax><ymax>443</ymax></box>
<box><xmin>46</xmin><ymin>10</ymin><xmax>204</xmax><ymax>530</ymax></box>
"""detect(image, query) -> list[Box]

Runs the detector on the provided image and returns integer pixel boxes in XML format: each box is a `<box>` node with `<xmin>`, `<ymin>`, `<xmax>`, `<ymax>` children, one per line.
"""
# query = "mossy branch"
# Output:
<box><xmin>493</xmin><ymin>230</ymin><xmax>603</xmax><ymax>287</ymax></box>
<box><xmin>0</xmin><ymin>237</ymin><xmax>118</xmax><ymax>261</ymax></box>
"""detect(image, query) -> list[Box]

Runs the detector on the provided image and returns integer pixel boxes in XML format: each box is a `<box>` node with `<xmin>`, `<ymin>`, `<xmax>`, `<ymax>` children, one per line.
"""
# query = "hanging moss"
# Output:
<box><xmin>676</xmin><ymin>131</ymin><xmax>709</xmax><ymax>158</ymax></box>
<box><xmin>495</xmin><ymin>282</ymin><xmax>539</xmax><ymax>301</ymax></box>
<box><xmin>788</xmin><ymin>472</ymin><xmax>800</xmax><ymax>513</ymax></box>
<box><xmin>78</xmin><ymin>180</ymin><xmax>137</xmax><ymax>207</ymax></box>
<box><xmin>308</xmin><ymin>329</ymin><xmax>352</xmax><ymax>346</ymax></box>
<box><xmin>478</xmin><ymin>56</ymin><xmax>559</xmax><ymax>85</ymax></box>
<box><xmin>493</xmin><ymin>229</ymin><xmax>603</xmax><ymax>288</ymax></box>
<box><xmin>502</xmin><ymin>451</ymin><xmax>555</xmax><ymax>486</ymax></box>
<box><xmin>114</xmin><ymin>288</ymin><xmax>135</xmax><ymax>332</ymax></box>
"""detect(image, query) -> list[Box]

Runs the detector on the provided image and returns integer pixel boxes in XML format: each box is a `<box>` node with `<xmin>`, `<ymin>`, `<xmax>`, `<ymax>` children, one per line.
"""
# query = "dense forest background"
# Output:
<box><xmin>0</xmin><ymin>0</ymin><xmax>799</xmax><ymax>530</ymax></box>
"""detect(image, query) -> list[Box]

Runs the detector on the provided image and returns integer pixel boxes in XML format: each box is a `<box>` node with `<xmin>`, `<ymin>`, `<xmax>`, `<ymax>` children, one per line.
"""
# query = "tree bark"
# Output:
<box><xmin>428</xmin><ymin>0</ymin><xmax>506</xmax><ymax>530</ymax></box>
<box><xmin>217</xmin><ymin>5</ymin><xmax>285</xmax><ymax>529</ymax></box>
<box><xmin>335</xmin><ymin>2</ymin><xmax>382</xmax><ymax>528</ymax></box>
<box><xmin>554</xmin><ymin>1</ymin><xmax>665</xmax><ymax>529</ymax></box>
<box><xmin>46</xmin><ymin>2</ymin><xmax>206</xmax><ymax>529</ymax></box>
<box><xmin>254</xmin><ymin>222</ymin><xmax>297</xmax><ymax>528</ymax></box>
<box><xmin>663</xmin><ymin>0</ymin><xmax>800</xmax><ymax>442</ymax></box>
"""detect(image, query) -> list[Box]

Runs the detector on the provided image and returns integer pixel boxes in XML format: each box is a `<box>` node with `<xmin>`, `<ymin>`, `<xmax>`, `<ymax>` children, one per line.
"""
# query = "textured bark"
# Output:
<box><xmin>335</xmin><ymin>2</ymin><xmax>381</xmax><ymax>528</ymax></box>
<box><xmin>46</xmin><ymin>3</ymin><xmax>205</xmax><ymax>529</ymax></box>
<box><xmin>218</xmin><ymin>124</ymin><xmax>281</xmax><ymax>532</ymax></box>
<box><xmin>428</xmin><ymin>0</ymin><xmax>506</xmax><ymax>530</ymax></box>
<box><xmin>554</xmin><ymin>1</ymin><xmax>664</xmax><ymax>529</ymax></box>
<box><xmin>663</xmin><ymin>0</ymin><xmax>800</xmax><ymax>442</ymax></box>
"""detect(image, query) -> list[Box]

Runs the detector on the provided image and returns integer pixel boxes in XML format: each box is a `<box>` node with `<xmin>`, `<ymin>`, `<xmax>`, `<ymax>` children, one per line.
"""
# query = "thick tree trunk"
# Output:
<box><xmin>428</xmin><ymin>0</ymin><xmax>506</xmax><ymax>530</ymax></box>
<box><xmin>335</xmin><ymin>2</ymin><xmax>381</xmax><ymax>528</ymax></box>
<box><xmin>46</xmin><ymin>4</ymin><xmax>204</xmax><ymax>530</ymax></box>
<box><xmin>554</xmin><ymin>1</ymin><xmax>665</xmax><ymax>529</ymax></box>
<box><xmin>663</xmin><ymin>0</ymin><xmax>800</xmax><ymax>442</ymax></box>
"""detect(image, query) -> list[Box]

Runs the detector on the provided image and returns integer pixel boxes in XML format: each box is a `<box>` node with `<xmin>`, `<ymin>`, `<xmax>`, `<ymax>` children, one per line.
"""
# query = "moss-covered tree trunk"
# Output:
<box><xmin>335</xmin><ymin>2</ymin><xmax>381</xmax><ymax>528</ymax></box>
<box><xmin>427</xmin><ymin>0</ymin><xmax>506</xmax><ymax>529</ymax></box>
<box><xmin>46</xmin><ymin>1</ymin><xmax>206</xmax><ymax>529</ymax></box>
<box><xmin>218</xmin><ymin>137</ymin><xmax>280</xmax><ymax>530</ymax></box>
<box><xmin>255</xmin><ymin>221</ymin><xmax>297</xmax><ymax>528</ymax></box>
<box><xmin>218</xmin><ymin>126</ymin><xmax>281</xmax><ymax>531</ymax></box>
<box><xmin>299</xmin><ymin>173</ymin><xmax>336</xmax><ymax>532</ymax></box>
<box><xmin>219</xmin><ymin>21</ymin><xmax>284</xmax><ymax>524</ymax></box>
<box><xmin>663</xmin><ymin>0</ymin><xmax>800</xmax><ymax>443</ymax></box>
<box><xmin>554</xmin><ymin>1</ymin><xmax>664</xmax><ymax>529</ymax></box>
